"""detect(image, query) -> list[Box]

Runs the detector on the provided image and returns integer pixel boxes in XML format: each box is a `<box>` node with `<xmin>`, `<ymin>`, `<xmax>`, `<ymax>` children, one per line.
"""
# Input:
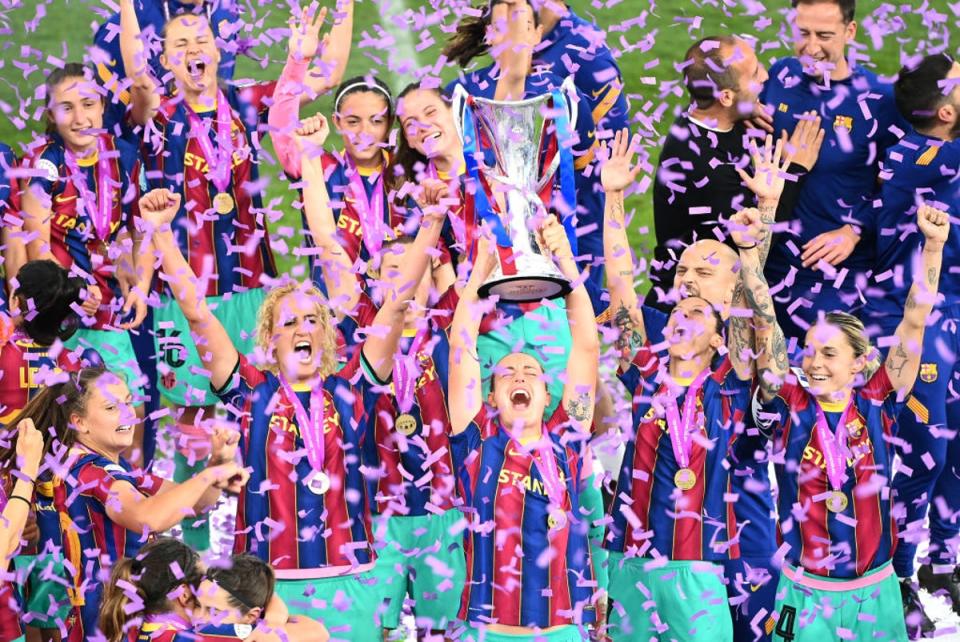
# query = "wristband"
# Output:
<box><xmin>6</xmin><ymin>495</ymin><xmax>31</xmax><ymax>508</ymax></box>
<box><xmin>736</xmin><ymin>243</ymin><xmax>758</xmax><ymax>250</ymax></box>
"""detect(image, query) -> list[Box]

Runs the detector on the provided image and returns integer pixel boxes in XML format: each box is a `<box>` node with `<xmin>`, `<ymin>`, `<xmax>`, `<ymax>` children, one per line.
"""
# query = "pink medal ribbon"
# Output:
<box><xmin>511</xmin><ymin>434</ymin><xmax>568</xmax><ymax>532</ymax></box>
<box><xmin>393</xmin><ymin>323</ymin><xmax>431</xmax><ymax>416</ymax></box>
<box><xmin>64</xmin><ymin>136</ymin><xmax>114</xmax><ymax>268</ymax></box>
<box><xmin>277</xmin><ymin>374</ymin><xmax>330</xmax><ymax>495</ymax></box>
<box><xmin>814</xmin><ymin>398</ymin><xmax>855</xmax><ymax>513</ymax></box>
<box><xmin>426</xmin><ymin>161</ymin><xmax>466</xmax><ymax>250</ymax></box>
<box><xmin>661</xmin><ymin>368</ymin><xmax>710</xmax><ymax>491</ymax></box>
<box><xmin>344</xmin><ymin>154</ymin><xmax>387</xmax><ymax>256</ymax></box>
<box><xmin>185</xmin><ymin>90</ymin><xmax>235</xmax><ymax>207</ymax></box>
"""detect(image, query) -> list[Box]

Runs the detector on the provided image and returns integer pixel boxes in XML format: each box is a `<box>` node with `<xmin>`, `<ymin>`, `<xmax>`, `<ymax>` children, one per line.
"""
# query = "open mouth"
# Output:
<box><xmin>116</xmin><ymin>425</ymin><xmax>134</xmax><ymax>435</ymax></box>
<box><xmin>809</xmin><ymin>374</ymin><xmax>829</xmax><ymax>383</ymax></box>
<box><xmin>294</xmin><ymin>340</ymin><xmax>313</xmax><ymax>364</ymax></box>
<box><xmin>509</xmin><ymin>388</ymin><xmax>531</xmax><ymax>411</ymax></box>
<box><xmin>421</xmin><ymin>131</ymin><xmax>442</xmax><ymax>146</ymax></box>
<box><xmin>187</xmin><ymin>59</ymin><xmax>207</xmax><ymax>82</ymax></box>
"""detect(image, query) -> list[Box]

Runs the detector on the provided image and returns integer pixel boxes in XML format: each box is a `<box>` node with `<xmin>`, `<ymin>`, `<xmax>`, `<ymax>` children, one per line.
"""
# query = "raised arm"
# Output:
<box><xmin>0</xmin><ymin>419</ymin><xmax>42</xmax><ymax>568</ymax></box>
<box><xmin>361</xmin><ymin>204</ymin><xmax>448</xmax><ymax>381</ymax></box>
<box><xmin>448</xmin><ymin>241</ymin><xmax>497</xmax><ymax>434</ymax></box>
<box><xmin>119</xmin><ymin>0</ymin><xmax>161</xmax><ymax>126</ymax></box>
<box><xmin>139</xmin><ymin>189</ymin><xmax>238</xmax><ymax>391</ymax></box>
<box><xmin>20</xmin><ymin>184</ymin><xmax>55</xmax><ymax>263</ymax></box>
<box><xmin>492</xmin><ymin>2</ymin><xmax>535</xmax><ymax>101</ymax></box>
<box><xmin>885</xmin><ymin>204</ymin><xmax>949</xmax><ymax>394</ymax></box>
<box><xmin>540</xmin><ymin>216</ymin><xmax>599</xmax><ymax>428</ymax></box>
<box><xmin>288</xmin><ymin>2</ymin><xmax>354</xmax><ymax>102</ymax></box>
<box><xmin>600</xmin><ymin>129</ymin><xmax>645</xmax><ymax>370</ymax></box>
<box><xmin>295</xmin><ymin>114</ymin><xmax>359</xmax><ymax>316</ymax></box>
<box><xmin>730</xmin><ymin>209</ymin><xmax>789</xmax><ymax>398</ymax></box>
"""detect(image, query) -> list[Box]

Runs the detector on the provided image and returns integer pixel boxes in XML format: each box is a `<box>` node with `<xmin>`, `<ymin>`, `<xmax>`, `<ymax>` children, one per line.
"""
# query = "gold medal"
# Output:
<box><xmin>307</xmin><ymin>471</ymin><xmax>330</xmax><ymax>495</ymax></box>
<box><xmin>547</xmin><ymin>508</ymin><xmax>567</xmax><ymax>530</ymax></box>
<box><xmin>674</xmin><ymin>467</ymin><xmax>697</xmax><ymax>491</ymax></box>
<box><xmin>213</xmin><ymin>192</ymin><xmax>235</xmax><ymax>215</ymax></box>
<box><xmin>826</xmin><ymin>490</ymin><xmax>848</xmax><ymax>513</ymax></box>
<box><xmin>395</xmin><ymin>413</ymin><xmax>418</xmax><ymax>436</ymax></box>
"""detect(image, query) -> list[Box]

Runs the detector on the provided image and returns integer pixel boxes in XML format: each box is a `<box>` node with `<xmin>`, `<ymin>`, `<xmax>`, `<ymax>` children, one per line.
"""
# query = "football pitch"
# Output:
<box><xmin>0</xmin><ymin>0</ymin><xmax>952</xmax><ymax>284</ymax></box>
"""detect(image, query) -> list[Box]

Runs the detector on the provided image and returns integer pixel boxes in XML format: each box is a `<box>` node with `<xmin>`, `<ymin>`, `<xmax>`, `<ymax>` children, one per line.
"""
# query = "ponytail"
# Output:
<box><xmin>99</xmin><ymin>556</ymin><xmax>141</xmax><ymax>642</ymax></box>
<box><xmin>13</xmin><ymin>259</ymin><xmax>84</xmax><ymax>345</ymax></box>
<box><xmin>442</xmin><ymin>9</ymin><xmax>490</xmax><ymax>67</ymax></box>
<box><xmin>98</xmin><ymin>537</ymin><xmax>202</xmax><ymax>642</ymax></box>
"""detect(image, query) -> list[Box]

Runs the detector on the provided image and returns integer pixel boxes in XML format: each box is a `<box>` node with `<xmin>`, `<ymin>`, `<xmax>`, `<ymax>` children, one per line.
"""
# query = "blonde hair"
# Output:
<box><xmin>255</xmin><ymin>282</ymin><xmax>338</xmax><ymax>378</ymax></box>
<box><xmin>823</xmin><ymin>312</ymin><xmax>882</xmax><ymax>380</ymax></box>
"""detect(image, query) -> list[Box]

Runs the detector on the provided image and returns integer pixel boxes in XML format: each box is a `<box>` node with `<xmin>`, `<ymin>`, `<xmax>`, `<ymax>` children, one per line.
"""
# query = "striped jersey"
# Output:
<box><xmin>753</xmin><ymin>367</ymin><xmax>903</xmax><ymax>578</ymax></box>
<box><xmin>214</xmin><ymin>352</ymin><xmax>382</xmax><ymax>571</ymax></box>
<box><xmin>47</xmin><ymin>450</ymin><xmax>165</xmax><ymax>642</ymax></box>
<box><xmin>133</xmin><ymin>621</ymin><xmax>246</xmax><ymax>641</ymax></box>
<box><xmin>0</xmin><ymin>330</ymin><xmax>86</xmax><ymax>424</ymax></box>
<box><xmin>606</xmin><ymin>348</ymin><xmax>754</xmax><ymax>560</ymax></box>
<box><xmin>451</xmin><ymin>405</ymin><xmax>597</xmax><ymax>628</ymax></box>
<box><xmin>341</xmin><ymin>290</ymin><xmax>459</xmax><ymax>517</ymax></box>
<box><xmin>142</xmin><ymin>86</ymin><xmax>277</xmax><ymax>297</ymax></box>
<box><xmin>22</xmin><ymin>132</ymin><xmax>140</xmax><ymax>329</ymax></box>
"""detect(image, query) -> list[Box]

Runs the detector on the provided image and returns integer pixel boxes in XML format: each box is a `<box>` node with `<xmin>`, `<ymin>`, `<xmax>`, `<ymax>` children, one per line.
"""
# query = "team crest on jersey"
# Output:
<box><xmin>845</xmin><ymin>418</ymin><xmax>864</xmax><ymax>440</ymax></box>
<box><xmin>36</xmin><ymin>158</ymin><xmax>59</xmax><ymax>182</ymax></box>
<box><xmin>833</xmin><ymin>115</ymin><xmax>853</xmax><ymax>132</ymax></box>
<box><xmin>233</xmin><ymin>624</ymin><xmax>253</xmax><ymax>638</ymax></box>
<box><xmin>920</xmin><ymin>363</ymin><xmax>938</xmax><ymax>383</ymax></box>
<box><xmin>778</xmin><ymin>102</ymin><xmax>789</xmax><ymax>113</ymax></box>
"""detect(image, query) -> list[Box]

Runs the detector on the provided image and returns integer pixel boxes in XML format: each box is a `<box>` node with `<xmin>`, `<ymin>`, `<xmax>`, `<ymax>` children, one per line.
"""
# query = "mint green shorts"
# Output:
<box><xmin>477</xmin><ymin>302</ymin><xmax>571</xmax><ymax>418</ymax></box>
<box><xmin>455</xmin><ymin>624</ymin><xmax>585</xmax><ymax>641</ymax></box>
<box><xmin>64</xmin><ymin>327</ymin><xmax>144</xmax><ymax>402</ymax></box>
<box><xmin>274</xmin><ymin>571</ymin><xmax>388</xmax><ymax>642</ymax></box>
<box><xmin>371</xmin><ymin>508</ymin><xmax>467</xmax><ymax>631</ymax></box>
<box><xmin>769</xmin><ymin>563</ymin><xmax>906</xmax><ymax>641</ymax></box>
<box><xmin>580</xmin><ymin>474</ymin><xmax>608</xmax><ymax>594</ymax></box>
<box><xmin>154</xmin><ymin>289</ymin><xmax>264</xmax><ymax>407</ymax></box>
<box><xmin>607</xmin><ymin>554</ymin><xmax>733</xmax><ymax>641</ymax></box>
<box><xmin>15</xmin><ymin>553</ymin><xmax>72</xmax><ymax>629</ymax></box>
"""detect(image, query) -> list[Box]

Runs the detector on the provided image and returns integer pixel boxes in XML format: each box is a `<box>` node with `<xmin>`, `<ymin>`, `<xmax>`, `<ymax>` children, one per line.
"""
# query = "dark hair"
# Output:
<box><xmin>205</xmin><ymin>554</ymin><xmax>275</xmax><ymax>616</ymax></box>
<box><xmin>386</xmin><ymin>81</ymin><xmax>449</xmax><ymax>199</ymax></box>
<box><xmin>45</xmin><ymin>63</ymin><xmax>100</xmax><ymax>136</ymax></box>
<box><xmin>442</xmin><ymin>0</ymin><xmax>540</xmax><ymax>67</ymax></box>
<box><xmin>99</xmin><ymin>537</ymin><xmax>203</xmax><ymax>642</ymax></box>
<box><xmin>12</xmin><ymin>259</ymin><xmax>84</xmax><ymax>345</ymax></box>
<box><xmin>0</xmin><ymin>365</ymin><xmax>111</xmax><ymax>475</ymax></box>
<box><xmin>333</xmin><ymin>75</ymin><xmax>394</xmax><ymax>119</ymax></box>
<box><xmin>682</xmin><ymin>36</ymin><xmax>742</xmax><ymax>110</ymax></box>
<box><xmin>895</xmin><ymin>54</ymin><xmax>955</xmax><ymax>130</ymax></box>
<box><xmin>791</xmin><ymin>0</ymin><xmax>856</xmax><ymax>23</ymax></box>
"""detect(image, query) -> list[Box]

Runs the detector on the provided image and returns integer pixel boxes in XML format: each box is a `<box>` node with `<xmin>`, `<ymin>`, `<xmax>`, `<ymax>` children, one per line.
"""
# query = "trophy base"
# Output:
<box><xmin>479</xmin><ymin>274</ymin><xmax>572</xmax><ymax>303</ymax></box>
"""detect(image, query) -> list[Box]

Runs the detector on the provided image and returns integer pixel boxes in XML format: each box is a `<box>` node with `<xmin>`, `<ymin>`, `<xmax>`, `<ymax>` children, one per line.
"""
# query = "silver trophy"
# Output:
<box><xmin>452</xmin><ymin>78</ymin><xmax>578</xmax><ymax>303</ymax></box>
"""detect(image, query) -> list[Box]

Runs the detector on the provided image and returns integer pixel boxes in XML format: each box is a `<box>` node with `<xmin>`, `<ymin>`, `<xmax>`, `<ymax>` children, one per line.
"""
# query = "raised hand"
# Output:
<box><xmin>138</xmin><ymin>189</ymin><xmax>182</xmax><ymax>230</ymax></box>
<box><xmin>801</xmin><ymin>224</ymin><xmax>860</xmax><ymax>269</ymax></box>
<box><xmin>539</xmin><ymin>214</ymin><xmax>574</xmax><ymax>262</ymax></box>
<box><xmin>288</xmin><ymin>3</ymin><xmax>329</xmax><ymax>62</ymax></box>
<box><xmin>917</xmin><ymin>203</ymin><xmax>950</xmax><ymax>247</ymax></box>
<box><xmin>737</xmin><ymin>133</ymin><xmax>789</xmax><ymax>203</ymax></box>
<box><xmin>786</xmin><ymin>110</ymin><xmax>825</xmax><ymax>171</ymax></box>
<box><xmin>208</xmin><ymin>425</ymin><xmax>241</xmax><ymax>466</ymax></box>
<box><xmin>600</xmin><ymin>128</ymin><xmax>642</xmax><ymax>193</ymax></box>
<box><xmin>15</xmin><ymin>418</ymin><xmax>44</xmax><ymax>481</ymax></box>
<box><xmin>293</xmin><ymin>113</ymin><xmax>331</xmax><ymax>168</ymax></box>
<box><xmin>729</xmin><ymin>208</ymin><xmax>767</xmax><ymax>250</ymax></box>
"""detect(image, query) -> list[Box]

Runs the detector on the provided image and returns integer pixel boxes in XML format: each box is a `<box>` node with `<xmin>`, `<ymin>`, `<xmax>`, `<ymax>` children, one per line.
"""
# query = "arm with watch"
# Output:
<box><xmin>0</xmin><ymin>419</ymin><xmax>43</xmax><ymax>568</ymax></box>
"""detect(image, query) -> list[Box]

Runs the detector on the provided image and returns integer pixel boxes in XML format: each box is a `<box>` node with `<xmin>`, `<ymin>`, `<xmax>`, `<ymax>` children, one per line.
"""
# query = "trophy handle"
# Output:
<box><xmin>451</xmin><ymin>84</ymin><xmax>471</xmax><ymax>147</ymax></box>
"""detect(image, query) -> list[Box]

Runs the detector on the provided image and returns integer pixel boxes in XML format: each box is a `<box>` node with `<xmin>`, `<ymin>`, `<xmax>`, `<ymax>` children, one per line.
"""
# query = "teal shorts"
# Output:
<box><xmin>15</xmin><ymin>553</ymin><xmax>72</xmax><ymax>629</ymax></box>
<box><xmin>769</xmin><ymin>563</ymin><xmax>906</xmax><ymax>641</ymax></box>
<box><xmin>607</xmin><ymin>554</ymin><xmax>733</xmax><ymax>642</ymax></box>
<box><xmin>64</xmin><ymin>327</ymin><xmax>145</xmax><ymax>402</ymax></box>
<box><xmin>477</xmin><ymin>302</ymin><xmax>571</xmax><ymax>418</ymax></box>
<box><xmin>580</xmin><ymin>474</ymin><xmax>608</xmax><ymax>595</ymax></box>
<box><xmin>371</xmin><ymin>508</ymin><xmax>467</xmax><ymax>631</ymax></box>
<box><xmin>274</xmin><ymin>571</ymin><xmax>388</xmax><ymax>642</ymax></box>
<box><xmin>154</xmin><ymin>289</ymin><xmax>264</xmax><ymax>407</ymax></box>
<box><xmin>455</xmin><ymin>624</ymin><xmax>585</xmax><ymax>641</ymax></box>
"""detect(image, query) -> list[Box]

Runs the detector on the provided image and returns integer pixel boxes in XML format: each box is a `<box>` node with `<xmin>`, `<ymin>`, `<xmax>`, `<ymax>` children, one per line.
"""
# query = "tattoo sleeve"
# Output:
<box><xmin>565</xmin><ymin>391</ymin><xmax>594</xmax><ymax>422</ymax></box>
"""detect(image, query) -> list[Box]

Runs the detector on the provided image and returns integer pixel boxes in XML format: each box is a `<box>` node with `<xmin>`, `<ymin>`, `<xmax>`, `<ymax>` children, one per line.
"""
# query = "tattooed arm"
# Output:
<box><xmin>886</xmin><ymin>204</ymin><xmax>948</xmax><ymax>394</ymax></box>
<box><xmin>602</xmin><ymin>129</ymin><xmax>646</xmax><ymax>372</ymax></box>
<box><xmin>731</xmin><ymin>209</ymin><xmax>789</xmax><ymax>397</ymax></box>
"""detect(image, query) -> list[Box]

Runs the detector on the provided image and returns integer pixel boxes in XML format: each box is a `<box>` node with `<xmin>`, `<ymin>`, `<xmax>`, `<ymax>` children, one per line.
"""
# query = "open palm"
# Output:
<box><xmin>601</xmin><ymin>128</ymin><xmax>641</xmax><ymax>193</ymax></box>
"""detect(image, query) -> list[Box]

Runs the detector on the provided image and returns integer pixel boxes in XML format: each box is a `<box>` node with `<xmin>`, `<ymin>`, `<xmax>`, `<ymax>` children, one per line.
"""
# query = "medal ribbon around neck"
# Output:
<box><xmin>185</xmin><ymin>89</ymin><xmax>235</xmax><ymax>196</ymax></box>
<box><xmin>277</xmin><ymin>374</ymin><xmax>326</xmax><ymax>474</ymax></box>
<box><xmin>64</xmin><ymin>136</ymin><xmax>114</xmax><ymax>243</ymax></box>
<box><xmin>814</xmin><ymin>398</ymin><xmax>856</xmax><ymax>494</ymax></box>
<box><xmin>393</xmin><ymin>322</ymin><xmax>431</xmax><ymax>414</ymax></box>
<box><xmin>511</xmin><ymin>433</ymin><xmax>567</xmax><ymax>524</ymax></box>
<box><xmin>426</xmin><ymin>160</ymin><xmax>467</xmax><ymax>252</ymax></box>
<box><xmin>344</xmin><ymin>153</ymin><xmax>387</xmax><ymax>256</ymax></box>
<box><xmin>662</xmin><ymin>367</ymin><xmax>711</xmax><ymax>473</ymax></box>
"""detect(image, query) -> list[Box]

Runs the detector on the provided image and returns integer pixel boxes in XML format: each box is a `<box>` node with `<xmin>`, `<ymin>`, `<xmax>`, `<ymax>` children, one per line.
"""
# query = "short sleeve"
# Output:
<box><xmin>617</xmin><ymin>344</ymin><xmax>659</xmax><ymax>393</ymax></box>
<box><xmin>237</xmin><ymin>81</ymin><xmax>278</xmax><ymax>122</ymax></box>
<box><xmin>751</xmin><ymin>378</ymin><xmax>802</xmax><ymax>439</ymax></box>
<box><xmin>23</xmin><ymin>146</ymin><xmax>61</xmax><ymax>195</ymax></box>
<box><xmin>212</xmin><ymin>354</ymin><xmax>266</xmax><ymax>409</ymax></box>
<box><xmin>337</xmin><ymin>294</ymin><xmax>379</xmax><ymax>351</ymax></box>
<box><xmin>862</xmin><ymin>366</ymin><xmax>906</xmax><ymax>425</ymax></box>
<box><xmin>450</xmin><ymin>407</ymin><xmax>488</xmax><ymax>473</ymax></box>
<box><xmin>75</xmin><ymin>460</ymin><xmax>137</xmax><ymax>505</ymax></box>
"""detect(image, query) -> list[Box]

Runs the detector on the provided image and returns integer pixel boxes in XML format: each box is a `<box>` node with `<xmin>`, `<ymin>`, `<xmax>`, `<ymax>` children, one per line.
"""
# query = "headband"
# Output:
<box><xmin>334</xmin><ymin>81</ymin><xmax>393</xmax><ymax>113</ymax></box>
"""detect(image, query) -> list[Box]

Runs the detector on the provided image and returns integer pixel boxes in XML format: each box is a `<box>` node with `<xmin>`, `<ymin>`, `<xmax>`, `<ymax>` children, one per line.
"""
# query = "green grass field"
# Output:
<box><xmin>0</xmin><ymin>0</ymin><xmax>954</xmax><ymax>286</ymax></box>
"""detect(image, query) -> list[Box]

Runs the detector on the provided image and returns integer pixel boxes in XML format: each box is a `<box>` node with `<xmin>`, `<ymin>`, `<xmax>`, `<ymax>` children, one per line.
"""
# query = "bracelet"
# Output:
<box><xmin>6</xmin><ymin>495</ymin><xmax>31</xmax><ymax>508</ymax></box>
<box><xmin>736</xmin><ymin>243</ymin><xmax>758</xmax><ymax>250</ymax></box>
